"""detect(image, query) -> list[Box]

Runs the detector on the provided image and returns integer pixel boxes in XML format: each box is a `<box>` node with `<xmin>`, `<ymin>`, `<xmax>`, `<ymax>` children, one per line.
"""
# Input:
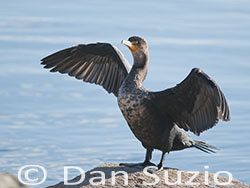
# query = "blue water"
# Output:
<box><xmin>0</xmin><ymin>0</ymin><xmax>250</xmax><ymax>187</ymax></box>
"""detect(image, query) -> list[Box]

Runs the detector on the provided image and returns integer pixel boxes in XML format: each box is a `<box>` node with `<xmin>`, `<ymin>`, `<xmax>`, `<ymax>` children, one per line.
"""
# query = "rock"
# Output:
<box><xmin>0</xmin><ymin>172</ymin><xmax>27</xmax><ymax>188</ymax></box>
<box><xmin>48</xmin><ymin>163</ymin><xmax>249</xmax><ymax>188</ymax></box>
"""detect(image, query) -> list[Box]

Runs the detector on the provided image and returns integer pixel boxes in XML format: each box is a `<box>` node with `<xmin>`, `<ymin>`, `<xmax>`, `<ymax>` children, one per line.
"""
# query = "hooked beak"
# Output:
<box><xmin>121</xmin><ymin>40</ymin><xmax>138</xmax><ymax>53</ymax></box>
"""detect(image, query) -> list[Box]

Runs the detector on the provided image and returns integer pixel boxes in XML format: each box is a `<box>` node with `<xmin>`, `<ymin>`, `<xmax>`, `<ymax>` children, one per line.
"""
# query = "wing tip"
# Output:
<box><xmin>193</xmin><ymin>67</ymin><xmax>231</xmax><ymax>124</ymax></box>
<box><xmin>40</xmin><ymin>57</ymin><xmax>46</xmax><ymax>62</ymax></box>
<box><xmin>223</xmin><ymin>114</ymin><xmax>230</xmax><ymax>122</ymax></box>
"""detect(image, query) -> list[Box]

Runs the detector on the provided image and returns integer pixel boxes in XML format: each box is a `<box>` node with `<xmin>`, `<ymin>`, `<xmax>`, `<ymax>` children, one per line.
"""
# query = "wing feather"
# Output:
<box><xmin>82</xmin><ymin>62</ymin><xmax>96</xmax><ymax>81</ymax></box>
<box><xmin>75</xmin><ymin>61</ymin><xmax>91</xmax><ymax>79</ymax></box>
<box><xmin>45</xmin><ymin>56</ymin><xmax>72</xmax><ymax>70</ymax></box>
<box><xmin>109</xmin><ymin>64</ymin><xmax>118</xmax><ymax>92</ymax></box>
<box><xmin>87</xmin><ymin>64</ymin><xmax>100</xmax><ymax>83</ymax></box>
<box><xmin>104</xmin><ymin>63</ymin><xmax>114</xmax><ymax>92</ymax></box>
<box><xmin>96</xmin><ymin>63</ymin><xmax>105</xmax><ymax>84</ymax></box>
<box><xmin>41</xmin><ymin>43</ymin><xmax>131</xmax><ymax>96</ymax></box>
<box><xmin>150</xmin><ymin>68</ymin><xmax>230</xmax><ymax>135</ymax></box>
<box><xmin>100</xmin><ymin>62</ymin><xmax>110</xmax><ymax>86</ymax></box>
<box><xmin>91</xmin><ymin>63</ymin><xmax>103</xmax><ymax>84</ymax></box>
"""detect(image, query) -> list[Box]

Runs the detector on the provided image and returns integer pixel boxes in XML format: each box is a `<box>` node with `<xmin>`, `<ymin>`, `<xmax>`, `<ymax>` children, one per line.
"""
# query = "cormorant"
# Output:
<box><xmin>41</xmin><ymin>36</ymin><xmax>230</xmax><ymax>171</ymax></box>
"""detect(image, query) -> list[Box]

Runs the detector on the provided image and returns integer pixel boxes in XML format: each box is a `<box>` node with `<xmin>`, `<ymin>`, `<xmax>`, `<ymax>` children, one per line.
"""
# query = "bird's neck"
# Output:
<box><xmin>128</xmin><ymin>54</ymin><xmax>149</xmax><ymax>88</ymax></box>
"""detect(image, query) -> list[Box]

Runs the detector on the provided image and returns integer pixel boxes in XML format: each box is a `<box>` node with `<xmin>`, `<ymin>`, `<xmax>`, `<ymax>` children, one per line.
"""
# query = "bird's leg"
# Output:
<box><xmin>142</xmin><ymin>148</ymin><xmax>155</xmax><ymax>166</ymax></box>
<box><xmin>157</xmin><ymin>151</ymin><xmax>166</xmax><ymax>170</ymax></box>
<box><xmin>119</xmin><ymin>148</ymin><xmax>155</xmax><ymax>168</ymax></box>
<box><xmin>147</xmin><ymin>151</ymin><xmax>166</xmax><ymax>173</ymax></box>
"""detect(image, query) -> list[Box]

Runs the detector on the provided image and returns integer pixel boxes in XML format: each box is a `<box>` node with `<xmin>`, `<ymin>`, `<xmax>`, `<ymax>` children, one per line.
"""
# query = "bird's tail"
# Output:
<box><xmin>193</xmin><ymin>140</ymin><xmax>219</xmax><ymax>154</ymax></box>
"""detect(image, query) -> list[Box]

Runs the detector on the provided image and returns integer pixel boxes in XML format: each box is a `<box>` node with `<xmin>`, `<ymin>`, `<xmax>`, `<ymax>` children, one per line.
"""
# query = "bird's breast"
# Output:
<box><xmin>117</xmin><ymin>84</ymin><xmax>169</xmax><ymax>149</ymax></box>
<box><xmin>117</xmin><ymin>84</ymin><xmax>153</xmax><ymax>139</ymax></box>
<box><xmin>118</xmin><ymin>83</ymin><xmax>148</xmax><ymax>119</ymax></box>
<box><xmin>118</xmin><ymin>88</ymin><xmax>145</xmax><ymax>121</ymax></box>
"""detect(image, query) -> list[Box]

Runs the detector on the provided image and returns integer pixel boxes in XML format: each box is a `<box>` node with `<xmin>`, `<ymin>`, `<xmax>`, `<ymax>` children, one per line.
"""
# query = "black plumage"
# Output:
<box><xmin>41</xmin><ymin>43</ymin><xmax>131</xmax><ymax>96</ymax></box>
<box><xmin>41</xmin><ymin>36</ymin><xmax>230</xmax><ymax>171</ymax></box>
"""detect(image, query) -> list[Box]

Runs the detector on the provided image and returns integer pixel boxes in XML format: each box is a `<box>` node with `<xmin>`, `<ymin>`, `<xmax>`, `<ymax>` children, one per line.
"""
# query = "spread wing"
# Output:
<box><xmin>41</xmin><ymin>42</ymin><xmax>131</xmax><ymax>96</ymax></box>
<box><xmin>150</xmin><ymin>68</ymin><xmax>230</xmax><ymax>136</ymax></box>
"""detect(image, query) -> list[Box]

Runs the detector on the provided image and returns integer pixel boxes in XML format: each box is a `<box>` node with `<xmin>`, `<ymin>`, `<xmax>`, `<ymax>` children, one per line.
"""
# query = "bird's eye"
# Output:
<box><xmin>131</xmin><ymin>41</ymin><xmax>139</xmax><ymax>45</ymax></box>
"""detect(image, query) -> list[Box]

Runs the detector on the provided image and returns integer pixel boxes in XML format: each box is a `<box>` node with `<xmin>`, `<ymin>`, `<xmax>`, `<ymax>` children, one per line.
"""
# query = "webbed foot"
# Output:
<box><xmin>146</xmin><ymin>165</ymin><xmax>164</xmax><ymax>173</ymax></box>
<box><xmin>119</xmin><ymin>161</ymin><xmax>156</xmax><ymax>169</ymax></box>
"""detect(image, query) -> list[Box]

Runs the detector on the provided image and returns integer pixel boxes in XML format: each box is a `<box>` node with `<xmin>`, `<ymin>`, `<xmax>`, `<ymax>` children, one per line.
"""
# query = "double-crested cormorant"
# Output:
<box><xmin>41</xmin><ymin>36</ymin><xmax>230</xmax><ymax>171</ymax></box>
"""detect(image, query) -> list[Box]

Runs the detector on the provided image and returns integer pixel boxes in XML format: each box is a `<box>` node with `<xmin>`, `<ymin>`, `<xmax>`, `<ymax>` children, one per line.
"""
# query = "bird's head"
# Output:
<box><xmin>121</xmin><ymin>36</ymin><xmax>148</xmax><ymax>68</ymax></box>
<box><xmin>121</xmin><ymin>36</ymin><xmax>147</xmax><ymax>53</ymax></box>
